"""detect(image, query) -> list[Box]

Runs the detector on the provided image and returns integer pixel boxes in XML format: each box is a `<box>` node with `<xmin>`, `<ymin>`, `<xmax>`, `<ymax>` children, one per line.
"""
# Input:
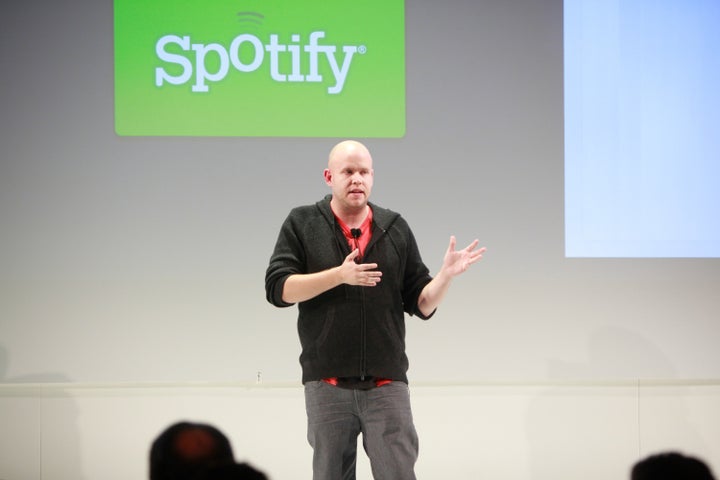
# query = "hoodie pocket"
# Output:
<box><xmin>315</xmin><ymin>305</ymin><xmax>336</xmax><ymax>348</ymax></box>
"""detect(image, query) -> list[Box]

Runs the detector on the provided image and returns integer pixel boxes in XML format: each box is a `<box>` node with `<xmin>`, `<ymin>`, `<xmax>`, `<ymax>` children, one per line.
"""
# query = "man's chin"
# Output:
<box><xmin>346</xmin><ymin>200</ymin><xmax>367</xmax><ymax>211</ymax></box>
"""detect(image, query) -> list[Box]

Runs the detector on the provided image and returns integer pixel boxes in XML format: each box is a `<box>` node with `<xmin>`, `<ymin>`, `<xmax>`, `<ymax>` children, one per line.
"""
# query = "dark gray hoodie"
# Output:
<box><xmin>265</xmin><ymin>195</ymin><xmax>434</xmax><ymax>384</ymax></box>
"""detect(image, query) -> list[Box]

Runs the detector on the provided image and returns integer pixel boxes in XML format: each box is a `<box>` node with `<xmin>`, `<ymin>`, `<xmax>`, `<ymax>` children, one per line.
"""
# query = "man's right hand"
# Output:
<box><xmin>339</xmin><ymin>250</ymin><xmax>382</xmax><ymax>287</ymax></box>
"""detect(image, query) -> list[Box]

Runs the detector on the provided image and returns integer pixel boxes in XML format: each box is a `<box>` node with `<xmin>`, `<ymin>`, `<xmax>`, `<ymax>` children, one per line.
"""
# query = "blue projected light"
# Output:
<box><xmin>564</xmin><ymin>0</ymin><xmax>720</xmax><ymax>257</ymax></box>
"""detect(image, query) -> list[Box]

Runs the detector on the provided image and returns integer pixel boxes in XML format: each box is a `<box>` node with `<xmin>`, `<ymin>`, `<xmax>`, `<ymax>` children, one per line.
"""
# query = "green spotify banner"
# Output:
<box><xmin>114</xmin><ymin>0</ymin><xmax>406</xmax><ymax>137</ymax></box>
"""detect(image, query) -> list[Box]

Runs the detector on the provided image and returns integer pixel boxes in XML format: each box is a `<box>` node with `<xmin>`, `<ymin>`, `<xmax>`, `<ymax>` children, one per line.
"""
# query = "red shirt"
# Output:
<box><xmin>335</xmin><ymin>208</ymin><xmax>373</xmax><ymax>262</ymax></box>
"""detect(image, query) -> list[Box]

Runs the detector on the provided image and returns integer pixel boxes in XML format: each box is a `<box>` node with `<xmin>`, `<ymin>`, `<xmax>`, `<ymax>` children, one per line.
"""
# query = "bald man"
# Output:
<box><xmin>266</xmin><ymin>140</ymin><xmax>485</xmax><ymax>480</ymax></box>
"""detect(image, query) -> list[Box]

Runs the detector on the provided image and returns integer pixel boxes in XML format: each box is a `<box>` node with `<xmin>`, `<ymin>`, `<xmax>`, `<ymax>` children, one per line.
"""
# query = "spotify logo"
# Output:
<box><xmin>155</xmin><ymin>31</ymin><xmax>365</xmax><ymax>94</ymax></box>
<box><xmin>114</xmin><ymin>0</ymin><xmax>406</xmax><ymax>137</ymax></box>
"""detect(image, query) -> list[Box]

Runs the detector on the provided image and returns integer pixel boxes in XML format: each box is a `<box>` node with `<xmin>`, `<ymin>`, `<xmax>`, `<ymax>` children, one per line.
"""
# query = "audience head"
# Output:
<box><xmin>149</xmin><ymin>421</ymin><xmax>235</xmax><ymax>480</ymax></box>
<box><xmin>632</xmin><ymin>452</ymin><xmax>716</xmax><ymax>480</ymax></box>
<box><xmin>204</xmin><ymin>462</ymin><xmax>269</xmax><ymax>480</ymax></box>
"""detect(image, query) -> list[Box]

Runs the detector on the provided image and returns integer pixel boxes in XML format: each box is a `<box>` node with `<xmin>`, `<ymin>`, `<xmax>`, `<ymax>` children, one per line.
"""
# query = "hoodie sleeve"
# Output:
<box><xmin>265</xmin><ymin>211</ymin><xmax>305</xmax><ymax>308</ymax></box>
<box><xmin>392</xmin><ymin>217</ymin><xmax>434</xmax><ymax>320</ymax></box>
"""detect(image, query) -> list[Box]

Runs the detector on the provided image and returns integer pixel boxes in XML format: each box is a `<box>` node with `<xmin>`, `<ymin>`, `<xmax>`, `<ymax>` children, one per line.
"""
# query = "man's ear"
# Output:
<box><xmin>323</xmin><ymin>169</ymin><xmax>332</xmax><ymax>185</ymax></box>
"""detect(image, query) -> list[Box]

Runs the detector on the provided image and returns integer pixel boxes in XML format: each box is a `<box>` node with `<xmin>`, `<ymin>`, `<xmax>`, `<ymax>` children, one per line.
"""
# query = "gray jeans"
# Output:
<box><xmin>304</xmin><ymin>380</ymin><xmax>419</xmax><ymax>480</ymax></box>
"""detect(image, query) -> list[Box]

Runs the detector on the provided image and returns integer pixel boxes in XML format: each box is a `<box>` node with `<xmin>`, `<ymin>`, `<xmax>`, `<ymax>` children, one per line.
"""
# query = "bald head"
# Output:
<box><xmin>328</xmin><ymin>140</ymin><xmax>373</xmax><ymax>170</ymax></box>
<box><xmin>324</xmin><ymin>140</ymin><xmax>374</xmax><ymax>217</ymax></box>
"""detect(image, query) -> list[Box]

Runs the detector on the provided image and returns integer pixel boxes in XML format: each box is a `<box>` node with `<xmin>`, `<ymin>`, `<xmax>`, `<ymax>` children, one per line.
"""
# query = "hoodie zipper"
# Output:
<box><xmin>358</xmin><ymin>224</ymin><xmax>387</xmax><ymax>380</ymax></box>
<box><xmin>360</xmin><ymin>287</ymin><xmax>366</xmax><ymax>380</ymax></box>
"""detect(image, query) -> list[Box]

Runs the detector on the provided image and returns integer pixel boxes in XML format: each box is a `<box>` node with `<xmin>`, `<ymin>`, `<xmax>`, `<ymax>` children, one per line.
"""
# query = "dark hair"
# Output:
<box><xmin>203</xmin><ymin>462</ymin><xmax>269</xmax><ymax>480</ymax></box>
<box><xmin>632</xmin><ymin>452</ymin><xmax>716</xmax><ymax>480</ymax></box>
<box><xmin>149</xmin><ymin>421</ymin><xmax>235</xmax><ymax>480</ymax></box>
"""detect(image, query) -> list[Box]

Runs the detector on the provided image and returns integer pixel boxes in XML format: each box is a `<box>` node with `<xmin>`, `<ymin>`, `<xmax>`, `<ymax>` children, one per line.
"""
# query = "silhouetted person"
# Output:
<box><xmin>149</xmin><ymin>421</ymin><xmax>267</xmax><ymax>480</ymax></box>
<box><xmin>632</xmin><ymin>452</ymin><xmax>716</xmax><ymax>480</ymax></box>
<box><xmin>204</xmin><ymin>462</ymin><xmax>268</xmax><ymax>480</ymax></box>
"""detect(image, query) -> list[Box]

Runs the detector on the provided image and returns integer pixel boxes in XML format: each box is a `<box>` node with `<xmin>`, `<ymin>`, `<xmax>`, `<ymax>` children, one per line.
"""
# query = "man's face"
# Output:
<box><xmin>324</xmin><ymin>142</ymin><xmax>374</xmax><ymax>213</ymax></box>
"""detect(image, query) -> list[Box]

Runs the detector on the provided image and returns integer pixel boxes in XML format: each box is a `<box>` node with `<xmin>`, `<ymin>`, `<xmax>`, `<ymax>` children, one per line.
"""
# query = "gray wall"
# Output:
<box><xmin>1</xmin><ymin>0</ymin><xmax>719</xmax><ymax>386</ymax></box>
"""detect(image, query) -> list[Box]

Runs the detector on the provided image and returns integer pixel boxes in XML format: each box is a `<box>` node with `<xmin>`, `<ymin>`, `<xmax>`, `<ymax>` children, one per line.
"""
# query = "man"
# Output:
<box><xmin>631</xmin><ymin>452</ymin><xmax>716</xmax><ymax>480</ymax></box>
<box><xmin>265</xmin><ymin>140</ymin><xmax>485</xmax><ymax>480</ymax></box>
<box><xmin>149</xmin><ymin>421</ymin><xmax>268</xmax><ymax>480</ymax></box>
<box><xmin>150</xmin><ymin>421</ymin><xmax>235</xmax><ymax>480</ymax></box>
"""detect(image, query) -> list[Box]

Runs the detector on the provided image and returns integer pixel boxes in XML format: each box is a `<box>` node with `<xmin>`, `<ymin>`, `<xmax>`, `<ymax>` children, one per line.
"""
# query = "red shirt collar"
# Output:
<box><xmin>334</xmin><ymin>207</ymin><xmax>373</xmax><ymax>261</ymax></box>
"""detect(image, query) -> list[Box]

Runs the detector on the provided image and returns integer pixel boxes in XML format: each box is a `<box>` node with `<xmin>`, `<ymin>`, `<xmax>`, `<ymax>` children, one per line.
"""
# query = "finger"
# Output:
<box><xmin>447</xmin><ymin>235</ymin><xmax>457</xmax><ymax>252</ymax></box>
<box><xmin>362</xmin><ymin>273</ymin><xmax>380</xmax><ymax>286</ymax></box>
<box><xmin>468</xmin><ymin>248</ymin><xmax>487</xmax><ymax>264</ymax></box>
<box><xmin>346</xmin><ymin>249</ymin><xmax>360</xmax><ymax>262</ymax></box>
<box><xmin>465</xmin><ymin>239</ymin><xmax>480</xmax><ymax>251</ymax></box>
